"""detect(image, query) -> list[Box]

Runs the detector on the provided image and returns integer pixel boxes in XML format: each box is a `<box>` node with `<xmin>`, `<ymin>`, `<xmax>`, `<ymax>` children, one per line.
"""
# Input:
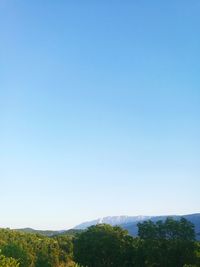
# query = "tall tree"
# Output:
<box><xmin>137</xmin><ymin>217</ymin><xmax>196</xmax><ymax>267</ymax></box>
<box><xmin>74</xmin><ymin>224</ymin><xmax>136</xmax><ymax>267</ymax></box>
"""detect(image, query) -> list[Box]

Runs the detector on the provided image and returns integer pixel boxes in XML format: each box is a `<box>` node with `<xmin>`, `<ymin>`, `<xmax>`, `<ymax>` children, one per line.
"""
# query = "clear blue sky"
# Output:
<box><xmin>1</xmin><ymin>1</ymin><xmax>200</xmax><ymax>229</ymax></box>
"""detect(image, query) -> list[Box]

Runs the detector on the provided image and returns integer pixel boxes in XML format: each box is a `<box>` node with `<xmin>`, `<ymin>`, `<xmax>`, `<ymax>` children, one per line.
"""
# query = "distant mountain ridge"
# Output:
<box><xmin>12</xmin><ymin>213</ymin><xmax>200</xmax><ymax>240</ymax></box>
<box><xmin>14</xmin><ymin>228</ymin><xmax>82</xmax><ymax>237</ymax></box>
<box><xmin>74</xmin><ymin>213</ymin><xmax>200</xmax><ymax>240</ymax></box>
<box><xmin>14</xmin><ymin>228</ymin><xmax>64</xmax><ymax>236</ymax></box>
<box><xmin>74</xmin><ymin>215</ymin><xmax>151</xmax><ymax>229</ymax></box>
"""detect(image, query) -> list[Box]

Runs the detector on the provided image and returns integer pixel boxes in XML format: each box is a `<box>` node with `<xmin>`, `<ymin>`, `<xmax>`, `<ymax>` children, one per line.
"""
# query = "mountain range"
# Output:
<box><xmin>74</xmin><ymin>213</ymin><xmax>200</xmax><ymax>240</ymax></box>
<box><xmin>14</xmin><ymin>213</ymin><xmax>200</xmax><ymax>240</ymax></box>
<box><xmin>74</xmin><ymin>215</ymin><xmax>151</xmax><ymax>229</ymax></box>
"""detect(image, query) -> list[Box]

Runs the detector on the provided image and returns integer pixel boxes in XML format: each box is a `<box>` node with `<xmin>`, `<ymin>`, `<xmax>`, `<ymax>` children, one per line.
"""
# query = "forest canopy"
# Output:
<box><xmin>0</xmin><ymin>218</ymin><xmax>200</xmax><ymax>267</ymax></box>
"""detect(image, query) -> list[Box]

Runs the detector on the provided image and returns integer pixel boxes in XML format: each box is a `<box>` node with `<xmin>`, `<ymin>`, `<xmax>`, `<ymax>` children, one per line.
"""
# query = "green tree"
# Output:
<box><xmin>0</xmin><ymin>228</ymin><xmax>73</xmax><ymax>267</ymax></box>
<box><xmin>137</xmin><ymin>218</ymin><xmax>196</xmax><ymax>267</ymax></box>
<box><xmin>74</xmin><ymin>224</ymin><xmax>136</xmax><ymax>267</ymax></box>
<box><xmin>1</xmin><ymin>243</ymin><xmax>32</xmax><ymax>267</ymax></box>
<box><xmin>0</xmin><ymin>253</ymin><xmax>19</xmax><ymax>267</ymax></box>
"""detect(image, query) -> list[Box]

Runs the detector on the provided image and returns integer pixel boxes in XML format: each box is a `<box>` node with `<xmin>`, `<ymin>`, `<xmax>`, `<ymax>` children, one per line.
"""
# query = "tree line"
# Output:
<box><xmin>0</xmin><ymin>218</ymin><xmax>200</xmax><ymax>267</ymax></box>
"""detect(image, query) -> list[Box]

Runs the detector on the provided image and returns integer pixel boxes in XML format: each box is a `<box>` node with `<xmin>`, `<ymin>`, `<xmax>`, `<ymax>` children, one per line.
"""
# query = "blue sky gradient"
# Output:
<box><xmin>1</xmin><ymin>1</ymin><xmax>200</xmax><ymax>229</ymax></box>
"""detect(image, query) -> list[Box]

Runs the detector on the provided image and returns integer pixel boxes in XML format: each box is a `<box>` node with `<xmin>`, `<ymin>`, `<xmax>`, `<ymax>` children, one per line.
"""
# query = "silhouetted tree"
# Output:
<box><xmin>74</xmin><ymin>224</ymin><xmax>136</xmax><ymax>267</ymax></box>
<box><xmin>137</xmin><ymin>218</ymin><xmax>196</xmax><ymax>267</ymax></box>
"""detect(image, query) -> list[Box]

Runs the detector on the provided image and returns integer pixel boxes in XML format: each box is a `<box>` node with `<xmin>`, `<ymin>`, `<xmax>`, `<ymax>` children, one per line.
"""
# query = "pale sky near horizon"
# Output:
<box><xmin>1</xmin><ymin>1</ymin><xmax>200</xmax><ymax>230</ymax></box>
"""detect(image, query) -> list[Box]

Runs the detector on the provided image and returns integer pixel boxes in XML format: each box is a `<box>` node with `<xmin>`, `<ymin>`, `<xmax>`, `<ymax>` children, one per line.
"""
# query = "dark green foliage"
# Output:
<box><xmin>1</xmin><ymin>243</ymin><xmax>32</xmax><ymax>267</ymax></box>
<box><xmin>137</xmin><ymin>218</ymin><xmax>197</xmax><ymax>267</ymax></box>
<box><xmin>74</xmin><ymin>224</ymin><xmax>137</xmax><ymax>267</ymax></box>
<box><xmin>138</xmin><ymin>217</ymin><xmax>195</xmax><ymax>240</ymax></box>
<box><xmin>74</xmin><ymin>218</ymin><xmax>200</xmax><ymax>267</ymax></box>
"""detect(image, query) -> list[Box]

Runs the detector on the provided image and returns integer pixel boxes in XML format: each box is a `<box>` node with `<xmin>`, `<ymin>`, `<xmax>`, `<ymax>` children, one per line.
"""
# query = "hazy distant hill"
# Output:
<box><xmin>74</xmin><ymin>213</ymin><xmax>200</xmax><ymax>240</ymax></box>
<box><xmin>14</xmin><ymin>228</ymin><xmax>63</xmax><ymax>236</ymax></box>
<box><xmin>14</xmin><ymin>213</ymin><xmax>200</xmax><ymax>240</ymax></box>
<box><xmin>15</xmin><ymin>228</ymin><xmax>82</xmax><ymax>237</ymax></box>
